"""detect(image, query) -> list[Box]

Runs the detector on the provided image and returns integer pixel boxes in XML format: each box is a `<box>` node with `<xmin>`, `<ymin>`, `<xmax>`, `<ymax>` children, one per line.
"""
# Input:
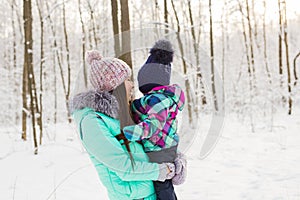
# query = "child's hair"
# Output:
<box><xmin>112</xmin><ymin>82</ymin><xmax>136</xmax><ymax>168</ymax></box>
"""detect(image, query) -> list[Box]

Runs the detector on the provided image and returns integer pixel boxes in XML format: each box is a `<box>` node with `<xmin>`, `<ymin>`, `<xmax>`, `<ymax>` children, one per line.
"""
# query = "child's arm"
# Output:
<box><xmin>123</xmin><ymin>94</ymin><xmax>170</xmax><ymax>141</ymax></box>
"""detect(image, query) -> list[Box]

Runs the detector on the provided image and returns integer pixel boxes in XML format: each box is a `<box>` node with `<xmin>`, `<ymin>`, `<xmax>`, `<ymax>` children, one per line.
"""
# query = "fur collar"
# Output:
<box><xmin>69</xmin><ymin>90</ymin><xmax>119</xmax><ymax>119</ymax></box>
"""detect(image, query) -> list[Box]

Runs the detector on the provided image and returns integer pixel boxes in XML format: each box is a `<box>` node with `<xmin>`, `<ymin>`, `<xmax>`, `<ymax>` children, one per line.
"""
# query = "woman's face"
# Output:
<box><xmin>124</xmin><ymin>78</ymin><xmax>134</xmax><ymax>102</ymax></box>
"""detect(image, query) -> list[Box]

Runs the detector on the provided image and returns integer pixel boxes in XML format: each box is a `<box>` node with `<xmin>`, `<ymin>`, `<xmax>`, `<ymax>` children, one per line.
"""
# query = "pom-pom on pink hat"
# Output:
<box><xmin>86</xmin><ymin>50</ymin><xmax>131</xmax><ymax>92</ymax></box>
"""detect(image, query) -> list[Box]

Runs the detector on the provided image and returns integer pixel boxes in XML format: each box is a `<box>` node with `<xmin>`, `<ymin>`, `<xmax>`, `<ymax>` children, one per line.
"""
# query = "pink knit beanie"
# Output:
<box><xmin>86</xmin><ymin>50</ymin><xmax>131</xmax><ymax>92</ymax></box>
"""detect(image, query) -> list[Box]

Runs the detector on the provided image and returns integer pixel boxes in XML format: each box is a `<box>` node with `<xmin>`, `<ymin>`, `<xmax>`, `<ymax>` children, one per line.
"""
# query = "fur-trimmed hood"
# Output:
<box><xmin>69</xmin><ymin>90</ymin><xmax>119</xmax><ymax>119</ymax></box>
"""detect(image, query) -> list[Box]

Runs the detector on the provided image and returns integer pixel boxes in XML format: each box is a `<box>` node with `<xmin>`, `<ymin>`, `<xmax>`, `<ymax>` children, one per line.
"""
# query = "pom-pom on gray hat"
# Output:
<box><xmin>138</xmin><ymin>39</ymin><xmax>174</xmax><ymax>93</ymax></box>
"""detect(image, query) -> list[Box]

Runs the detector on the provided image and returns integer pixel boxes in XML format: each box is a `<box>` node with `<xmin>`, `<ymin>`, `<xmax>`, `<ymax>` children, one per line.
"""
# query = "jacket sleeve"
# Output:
<box><xmin>81</xmin><ymin>114</ymin><xmax>160</xmax><ymax>181</ymax></box>
<box><xmin>123</xmin><ymin>94</ymin><xmax>170</xmax><ymax>141</ymax></box>
<box><xmin>130</xmin><ymin>99</ymin><xmax>144</xmax><ymax>123</ymax></box>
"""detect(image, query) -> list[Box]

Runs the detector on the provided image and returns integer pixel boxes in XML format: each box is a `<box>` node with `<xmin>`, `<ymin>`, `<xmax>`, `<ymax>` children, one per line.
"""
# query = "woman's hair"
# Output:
<box><xmin>113</xmin><ymin>82</ymin><xmax>135</xmax><ymax>128</ymax></box>
<box><xmin>112</xmin><ymin>82</ymin><xmax>136</xmax><ymax>168</ymax></box>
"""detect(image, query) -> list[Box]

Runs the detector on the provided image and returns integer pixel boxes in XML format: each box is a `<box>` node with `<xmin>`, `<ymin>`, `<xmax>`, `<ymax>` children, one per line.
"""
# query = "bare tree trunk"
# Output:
<box><xmin>46</xmin><ymin>1</ymin><xmax>70</xmax><ymax>121</ymax></box>
<box><xmin>45</xmin><ymin>1</ymin><xmax>61</xmax><ymax>123</ymax></box>
<box><xmin>238</xmin><ymin>0</ymin><xmax>254</xmax><ymax>132</ymax></box>
<box><xmin>221</xmin><ymin>0</ymin><xmax>226</xmax><ymax>82</ymax></box>
<box><xmin>87</xmin><ymin>1</ymin><xmax>98</xmax><ymax>48</ymax></box>
<box><xmin>293</xmin><ymin>52</ymin><xmax>300</xmax><ymax>86</ymax></box>
<box><xmin>5</xmin><ymin>50</ymin><xmax>13</xmax><ymax>123</ymax></box>
<box><xmin>35</xmin><ymin>0</ymin><xmax>44</xmax><ymax>145</ymax></box>
<box><xmin>11</xmin><ymin>0</ymin><xmax>20</xmax><ymax>125</ymax></box>
<box><xmin>188</xmin><ymin>0</ymin><xmax>200</xmax><ymax>114</ymax></box>
<box><xmin>188</xmin><ymin>0</ymin><xmax>206</xmax><ymax>108</ymax></box>
<box><xmin>78</xmin><ymin>0</ymin><xmax>87</xmax><ymax>87</ymax></box>
<box><xmin>278</xmin><ymin>0</ymin><xmax>283</xmax><ymax>88</ymax></box>
<box><xmin>245</xmin><ymin>0</ymin><xmax>256</xmax><ymax>86</ymax></box>
<box><xmin>263</xmin><ymin>0</ymin><xmax>274</xmax><ymax>131</ymax></box>
<box><xmin>262</xmin><ymin>0</ymin><xmax>271</xmax><ymax>83</ymax></box>
<box><xmin>87</xmin><ymin>23</ymin><xmax>93</xmax><ymax>49</ymax></box>
<box><xmin>209</xmin><ymin>0</ymin><xmax>218</xmax><ymax>112</ymax></box>
<box><xmin>221</xmin><ymin>0</ymin><xmax>228</xmax><ymax>114</ymax></box>
<box><xmin>164</xmin><ymin>0</ymin><xmax>168</xmax><ymax>34</ymax></box>
<box><xmin>197</xmin><ymin>1</ymin><xmax>202</xmax><ymax>45</ymax></box>
<box><xmin>251</xmin><ymin>0</ymin><xmax>259</xmax><ymax>48</ymax></box>
<box><xmin>154</xmin><ymin>0</ymin><xmax>160</xmax><ymax>31</ymax></box>
<box><xmin>22</xmin><ymin>0</ymin><xmax>29</xmax><ymax>141</ymax></box>
<box><xmin>53</xmin><ymin>49</ymin><xmax>58</xmax><ymax>124</ymax></box>
<box><xmin>238</xmin><ymin>1</ymin><xmax>251</xmax><ymax>85</ymax></box>
<box><xmin>171</xmin><ymin>0</ymin><xmax>193</xmax><ymax>123</ymax></box>
<box><xmin>101</xmin><ymin>0</ymin><xmax>109</xmax><ymax>55</ymax></box>
<box><xmin>62</xmin><ymin>0</ymin><xmax>71</xmax><ymax>122</ymax></box>
<box><xmin>111</xmin><ymin>0</ymin><xmax>121</xmax><ymax>57</ymax></box>
<box><xmin>12</xmin><ymin>1</ymin><xmax>23</xmax><ymax>42</ymax></box>
<box><xmin>120</xmin><ymin>0</ymin><xmax>133</xmax><ymax>70</ymax></box>
<box><xmin>23</xmin><ymin>0</ymin><xmax>38</xmax><ymax>154</ymax></box>
<box><xmin>281</xmin><ymin>0</ymin><xmax>292</xmax><ymax>114</ymax></box>
<box><xmin>21</xmin><ymin>60</ymin><xmax>28</xmax><ymax>141</ymax></box>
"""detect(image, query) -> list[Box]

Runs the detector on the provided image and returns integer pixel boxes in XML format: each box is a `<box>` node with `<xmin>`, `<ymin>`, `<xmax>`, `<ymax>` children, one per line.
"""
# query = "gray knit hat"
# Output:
<box><xmin>138</xmin><ymin>39</ymin><xmax>174</xmax><ymax>93</ymax></box>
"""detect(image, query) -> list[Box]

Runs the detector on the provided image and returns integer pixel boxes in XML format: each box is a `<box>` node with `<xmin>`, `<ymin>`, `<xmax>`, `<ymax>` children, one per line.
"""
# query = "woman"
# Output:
<box><xmin>69</xmin><ymin>50</ymin><xmax>175</xmax><ymax>200</ymax></box>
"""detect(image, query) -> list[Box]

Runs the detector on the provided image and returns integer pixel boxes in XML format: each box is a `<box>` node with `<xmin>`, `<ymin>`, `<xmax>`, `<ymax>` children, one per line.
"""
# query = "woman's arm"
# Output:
<box><xmin>81</xmin><ymin>114</ymin><xmax>160</xmax><ymax>181</ymax></box>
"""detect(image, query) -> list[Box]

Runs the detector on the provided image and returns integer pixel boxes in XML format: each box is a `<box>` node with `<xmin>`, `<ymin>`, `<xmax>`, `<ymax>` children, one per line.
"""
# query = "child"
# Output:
<box><xmin>123</xmin><ymin>39</ymin><xmax>185</xmax><ymax>200</ymax></box>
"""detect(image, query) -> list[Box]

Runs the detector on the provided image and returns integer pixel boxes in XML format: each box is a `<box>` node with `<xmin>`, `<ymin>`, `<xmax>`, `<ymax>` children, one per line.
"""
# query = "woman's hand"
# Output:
<box><xmin>157</xmin><ymin>163</ymin><xmax>175</xmax><ymax>182</ymax></box>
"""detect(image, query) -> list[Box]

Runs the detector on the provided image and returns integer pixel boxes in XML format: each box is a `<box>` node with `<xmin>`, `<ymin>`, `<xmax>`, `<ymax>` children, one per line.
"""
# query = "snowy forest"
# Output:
<box><xmin>1</xmin><ymin>0</ymin><xmax>300</xmax><ymax>199</ymax></box>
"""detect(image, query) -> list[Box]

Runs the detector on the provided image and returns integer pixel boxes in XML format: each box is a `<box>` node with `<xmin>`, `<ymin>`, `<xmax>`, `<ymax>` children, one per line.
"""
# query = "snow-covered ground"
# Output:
<box><xmin>1</xmin><ymin>112</ymin><xmax>300</xmax><ymax>200</ymax></box>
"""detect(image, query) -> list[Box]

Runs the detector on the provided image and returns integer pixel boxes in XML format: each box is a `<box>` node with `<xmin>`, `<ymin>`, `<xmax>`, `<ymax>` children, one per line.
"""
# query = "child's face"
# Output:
<box><xmin>124</xmin><ymin>78</ymin><xmax>134</xmax><ymax>102</ymax></box>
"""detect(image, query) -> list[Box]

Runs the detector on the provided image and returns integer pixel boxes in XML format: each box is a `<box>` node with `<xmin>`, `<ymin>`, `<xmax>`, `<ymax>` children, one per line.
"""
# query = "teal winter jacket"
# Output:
<box><xmin>70</xmin><ymin>91</ymin><xmax>160</xmax><ymax>200</ymax></box>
